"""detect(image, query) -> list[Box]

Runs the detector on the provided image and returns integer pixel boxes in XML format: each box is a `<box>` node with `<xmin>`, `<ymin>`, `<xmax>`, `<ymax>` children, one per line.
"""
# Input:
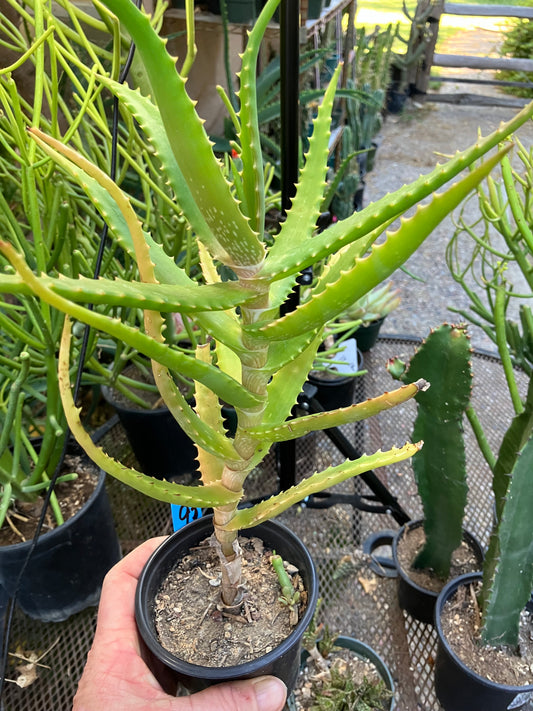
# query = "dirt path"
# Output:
<box><xmin>363</xmin><ymin>27</ymin><xmax>533</xmax><ymax>352</ymax></box>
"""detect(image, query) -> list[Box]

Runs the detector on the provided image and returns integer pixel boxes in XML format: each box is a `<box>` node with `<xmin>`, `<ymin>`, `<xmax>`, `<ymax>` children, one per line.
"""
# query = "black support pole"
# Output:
<box><xmin>277</xmin><ymin>0</ymin><xmax>301</xmax><ymax>489</ymax></box>
<box><xmin>279</xmin><ymin>0</ymin><xmax>300</xmax><ymax>217</ymax></box>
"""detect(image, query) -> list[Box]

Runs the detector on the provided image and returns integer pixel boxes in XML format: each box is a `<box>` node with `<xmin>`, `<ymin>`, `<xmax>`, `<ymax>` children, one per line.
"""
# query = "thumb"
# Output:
<box><xmin>180</xmin><ymin>675</ymin><xmax>287</xmax><ymax>711</ymax></box>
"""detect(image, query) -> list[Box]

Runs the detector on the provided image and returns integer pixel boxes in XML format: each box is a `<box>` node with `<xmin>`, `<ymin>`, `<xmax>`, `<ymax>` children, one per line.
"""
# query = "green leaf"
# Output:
<box><xmin>94</xmin><ymin>76</ymin><xmax>226</xmax><ymax>259</ymax></box>
<box><xmin>100</xmin><ymin>0</ymin><xmax>265</xmax><ymax>267</ymax></box>
<box><xmin>259</xmin><ymin>102</ymin><xmax>533</xmax><ymax>282</ymax></box>
<box><xmin>227</xmin><ymin>442</ymin><xmax>422</xmax><ymax>530</ymax></box>
<box><xmin>248</xmin><ymin>146</ymin><xmax>512</xmax><ymax>341</ymax></box>
<box><xmin>266</xmin><ymin>63</ymin><xmax>342</xmax><ymax>264</ymax></box>
<box><xmin>250</xmin><ymin>380</ymin><xmax>425</xmax><ymax>442</ymax></box>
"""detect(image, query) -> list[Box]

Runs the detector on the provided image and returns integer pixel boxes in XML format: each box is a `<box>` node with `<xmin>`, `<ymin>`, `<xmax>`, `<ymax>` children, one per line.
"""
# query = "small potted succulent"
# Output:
<box><xmin>291</xmin><ymin>604</ymin><xmax>395</xmax><ymax>710</ymax></box>
<box><xmin>336</xmin><ymin>282</ymin><xmax>401</xmax><ymax>352</ymax></box>
<box><xmin>433</xmin><ymin>140</ymin><xmax>533</xmax><ymax>711</ymax></box>
<box><xmin>1</xmin><ymin>0</ymin><xmax>532</xmax><ymax>694</ymax></box>
<box><xmin>387</xmin><ymin>324</ymin><xmax>483</xmax><ymax>624</ymax></box>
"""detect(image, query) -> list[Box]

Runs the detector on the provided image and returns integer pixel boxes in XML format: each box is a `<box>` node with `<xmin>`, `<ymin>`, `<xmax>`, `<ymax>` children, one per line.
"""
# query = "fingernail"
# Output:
<box><xmin>252</xmin><ymin>676</ymin><xmax>287</xmax><ymax>711</ymax></box>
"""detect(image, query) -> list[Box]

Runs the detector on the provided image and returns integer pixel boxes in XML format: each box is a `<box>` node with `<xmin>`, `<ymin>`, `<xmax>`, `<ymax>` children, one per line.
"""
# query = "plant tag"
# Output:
<box><xmin>508</xmin><ymin>691</ymin><xmax>533</xmax><ymax>709</ymax></box>
<box><xmin>335</xmin><ymin>339</ymin><xmax>361</xmax><ymax>374</ymax></box>
<box><xmin>171</xmin><ymin>505</ymin><xmax>202</xmax><ymax>531</ymax></box>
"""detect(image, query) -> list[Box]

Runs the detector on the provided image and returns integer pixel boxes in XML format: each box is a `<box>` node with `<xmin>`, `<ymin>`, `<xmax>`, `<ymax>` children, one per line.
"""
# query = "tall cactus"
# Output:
<box><xmin>388</xmin><ymin>324</ymin><xmax>473</xmax><ymax>578</ymax></box>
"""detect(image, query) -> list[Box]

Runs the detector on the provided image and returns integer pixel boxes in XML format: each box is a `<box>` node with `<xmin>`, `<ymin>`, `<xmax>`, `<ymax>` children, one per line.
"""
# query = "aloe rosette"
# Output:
<box><xmin>1</xmin><ymin>0</ymin><xmax>533</xmax><ymax>605</ymax></box>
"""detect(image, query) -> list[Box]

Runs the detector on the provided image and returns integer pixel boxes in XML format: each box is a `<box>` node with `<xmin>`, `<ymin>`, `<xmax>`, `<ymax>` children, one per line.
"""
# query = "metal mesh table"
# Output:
<box><xmin>2</xmin><ymin>337</ymin><xmax>526</xmax><ymax>711</ymax></box>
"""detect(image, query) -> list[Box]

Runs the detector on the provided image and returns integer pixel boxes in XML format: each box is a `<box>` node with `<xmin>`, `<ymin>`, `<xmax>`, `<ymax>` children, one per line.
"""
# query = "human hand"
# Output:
<box><xmin>73</xmin><ymin>537</ymin><xmax>287</xmax><ymax>711</ymax></box>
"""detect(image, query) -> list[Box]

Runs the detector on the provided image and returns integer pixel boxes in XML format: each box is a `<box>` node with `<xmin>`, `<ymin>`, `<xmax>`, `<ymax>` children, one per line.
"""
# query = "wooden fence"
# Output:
<box><xmin>408</xmin><ymin>0</ymin><xmax>533</xmax><ymax>107</ymax></box>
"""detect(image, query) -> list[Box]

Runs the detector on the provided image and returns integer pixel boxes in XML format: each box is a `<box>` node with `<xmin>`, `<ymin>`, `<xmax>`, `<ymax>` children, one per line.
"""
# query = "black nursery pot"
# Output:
<box><xmin>135</xmin><ymin>515</ymin><xmax>319</xmax><ymax>694</ymax></box>
<box><xmin>102</xmin><ymin>385</ymin><xmax>199</xmax><ymax>480</ymax></box>
<box><xmin>307</xmin><ymin>371</ymin><xmax>357</xmax><ymax>410</ymax></box>
<box><xmin>353</xmin><ymin>317</ymin><xmax>385</xmax><ymax>352</ymax></box>
<box><xmin>392</xmin><ymin>520</ymin><xmax>483</xmax><ymax>625</ymax></box>
<box><xmin>0</xmin><ymin>469</ymin><xmax>121</xmax><ymax>622</ymax></box>
<box><xmin>331</xmin><ymin>638</ymin><xmax>395</xmax><ymax>710</ymax></box>
<box><xmin>434</xmin><ymin>572</ymin><xmax>533</xmax><ymax>711</ymax></box>
<box><xmin>299</xmin><ymin>636</ymin><xmax>395</xmax><ymax>710</ymax></box>
<box><xmin>307</xmin><ymin>341</ymin><xmax>363</xmax><ymax>411</ymax></box>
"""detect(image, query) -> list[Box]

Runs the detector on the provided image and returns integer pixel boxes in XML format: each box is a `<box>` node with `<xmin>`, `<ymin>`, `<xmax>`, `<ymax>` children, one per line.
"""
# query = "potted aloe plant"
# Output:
<box><xmin>1</xmin><ymin>0</ymin><xmax>532</xmax><ymax>693</ymax></box>
<box><xmin>387</xmin><ymin>324</ymin><xmax>483</xmax><ymax>624</ymax></box>
<box><xmin>432</xmin><ymin>140</ymin><xmax>533</xmax><ymax>711</ymax></box>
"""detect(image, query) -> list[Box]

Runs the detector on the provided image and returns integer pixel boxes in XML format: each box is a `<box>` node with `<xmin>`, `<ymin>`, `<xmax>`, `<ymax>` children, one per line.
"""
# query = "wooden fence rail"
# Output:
<box><xmin>410</xmin><ymin>0</ymin><xmax>533</xmax><ymax>107</ymax></box>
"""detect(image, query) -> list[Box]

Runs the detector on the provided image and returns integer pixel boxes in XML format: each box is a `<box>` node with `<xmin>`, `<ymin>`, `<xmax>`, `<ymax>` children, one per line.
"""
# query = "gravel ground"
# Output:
<box><xmin>362</xmin><ymin>29</ymin><xmax>533</xmax><ymax>353</ymax></box>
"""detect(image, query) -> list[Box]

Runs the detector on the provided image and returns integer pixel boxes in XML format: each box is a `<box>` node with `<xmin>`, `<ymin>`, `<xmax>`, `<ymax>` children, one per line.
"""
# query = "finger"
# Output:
<box><xmin>179</xmin><ymin>676</ymin><xmax>287</xmax><ymax>711</ymax></box>
<box><xmin>95</xmin><ymin>537</ymin><xmax>167</xmax><ymax>644</ymax></box>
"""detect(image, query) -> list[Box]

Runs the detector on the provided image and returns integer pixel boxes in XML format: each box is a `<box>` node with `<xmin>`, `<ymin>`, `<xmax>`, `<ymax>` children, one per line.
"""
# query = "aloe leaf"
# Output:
<box><xmin>0</xmin><ymin>242</ymin><xmax>259</xmax><ymax>411</ymax></box>
<box><xmin>4</xmin><ymin>273</ymin><xmax>257</xmax><ymax>313</ymax></box>
<box><xmin>69</xmin><ymin>308</ymin><xmax>237</xmax><ymax>460</ymax></box>
<box><xmin>236</xmin><ymin>0</ymin><xmax>280</xmax><ymax>233</ymax></box>
<box><xmin>260</xmin><ymin>332</ymin><xmax>323</xmax><ymax>426</ymax></box>
<box><xmin>197</xmin><ymin>241</ymin><xmax>242</xmax><ymax>382</ymax></box>
<box><xmin>266</xmin><ymin>63</ymin><xmax>342</xmax><ymax>262</ymax></box>
<box><xmin>250</xmin><ymin>379</ymin><xmax>426</xmax><ymax>442</ymax></box>
<box><xmin>94</xmin><ymin>76</ymin><xmax>226</xmax><ymax>259</ymax></box>
<box><xmin>100</xmin><ymin>0</ymin><xmax>264</xmax><ymax>267</ymax></box>
<box><xmin>194</xmin><ymin>343</ymin><xmax>226</xmax><ymax>484</ymax></box>
<box><xmin>259</xmin><ymin>103</ymin><xmax>533</xmax><ymax>281</ymax></box>
<box><xmin>262</xmin><ymin>328</ymin><xmax>322</xmax><ymax>374</ymax></box>
<box><xmin>249</xmin><ymin>146</ymin><xmax>512</xmax><ymax>341</ymax></box>
<box><xmin>481</xmin><ymin>436</ymin><xmax>533</xmax><ymax>647</ymax></box>
<box><xmin>57</xmin><ymin>322</ymin><xmax>239</xmax><ymax>505</ymax></box>
<box><xmin>226</xmin><ymin>442</ymin><xmax>422</xmax><ymax>530</ymax></box>
<box><xmin>26</xmin><ymin>127</ymin><xmax>247</xmax><ymax>352</ymax></box>
<box><xmin>150</xmin><ymin>357</ymin><xmax>238</xmax><ymax>460</ymax></box>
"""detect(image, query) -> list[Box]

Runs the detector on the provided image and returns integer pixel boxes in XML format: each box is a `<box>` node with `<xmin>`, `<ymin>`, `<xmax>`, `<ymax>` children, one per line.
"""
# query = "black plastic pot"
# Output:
<box><xmin>102</xmin><ymin>385</ymin><xmax>199</xmax><ymax>480</ymax></box>
<box><xmin>385</xmin><ymin>89</ymin><xmax>408</xmax><ymax>115</ymax></box>
<box><xmin>307</xmin><ymin>341</ymin><xmax>363</xmax><ymax>411</ymax></box>
<box><xmin>307</xmin><ymin>371</ymin><xmax>357</xmax><ymax>411</ymax></box>
<box><xmin>352</xmin><ymin>317</ymin><xmax>386</xmax><ymax>352</ymax></box>
<box><xmin>435</xmin><ymin>573</ymin><xmax>533</xmax><ymax>711</ymax></box>
<box><xmin>135</xmin><ymin>515</ymin><xmax>319</xmax><ymax>694</ymax></box>
<box><xmin>0</xmin><ymin>468</ymin><xmax>121</xmax><ymax>622</ymax></box>
<box><xmin>393</xmin><ymin>520</ymin><xmax>483</xmax><ymax>625</ymax></box>
<box><xmin>297</xmin><ymin>636</ymin><xmax>395</xmax><ymax>710</ymax></box>
<box><xmin>354</xmin><ymin>181</ymin><xmax>365</xmax><ymax>212</ymax></box>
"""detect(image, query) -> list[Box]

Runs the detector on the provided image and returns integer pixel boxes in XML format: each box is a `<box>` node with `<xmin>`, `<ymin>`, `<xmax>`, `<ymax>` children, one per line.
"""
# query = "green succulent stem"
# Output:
<box><xmin>389</xmin><ymin>325</ymin><xmax>472</xmax><ymax>578</ymax></box>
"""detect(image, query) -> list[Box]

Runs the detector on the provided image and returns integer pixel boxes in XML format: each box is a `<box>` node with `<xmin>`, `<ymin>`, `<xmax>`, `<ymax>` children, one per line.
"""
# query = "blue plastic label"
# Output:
<box><xmin>171</xmin><ymin>505</ymin><xmax>202</xmax><ymax>531</ymax></box>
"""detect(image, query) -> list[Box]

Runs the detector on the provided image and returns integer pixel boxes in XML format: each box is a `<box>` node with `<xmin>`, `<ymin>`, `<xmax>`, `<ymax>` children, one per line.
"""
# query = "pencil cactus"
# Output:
<box><xmin>388</xmin><ymin>324</ymin><xmax>473</xmax><ymax>578</ymax></box>
<box><xmin>448</xmin><ymin>138</ymin><xmax>533</xmax><ymax>646</ymax></box>
<box><xmin>0</xmin><ymin>0</ymin><xmax>532</xmax><ymax>607</ymax></box>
